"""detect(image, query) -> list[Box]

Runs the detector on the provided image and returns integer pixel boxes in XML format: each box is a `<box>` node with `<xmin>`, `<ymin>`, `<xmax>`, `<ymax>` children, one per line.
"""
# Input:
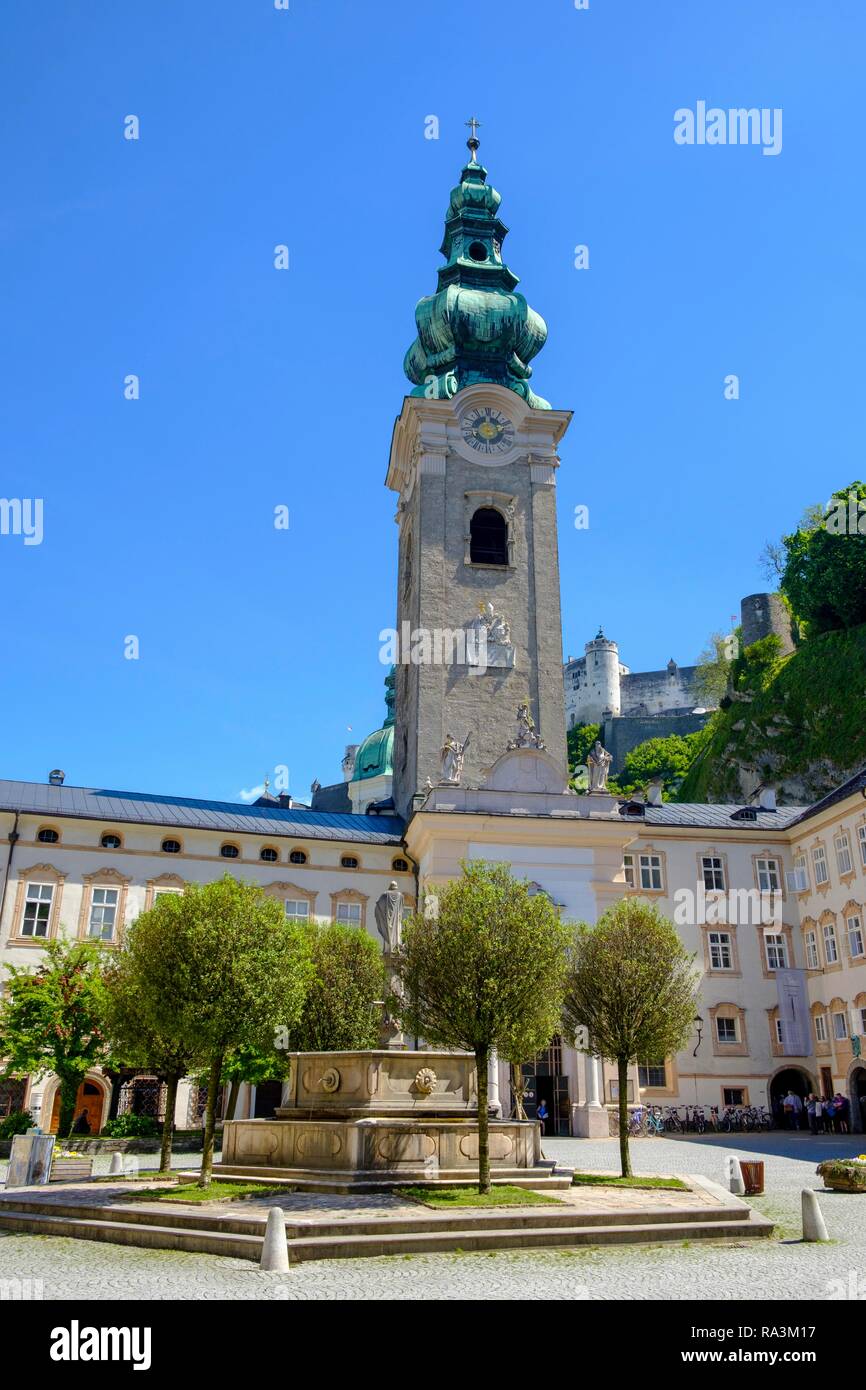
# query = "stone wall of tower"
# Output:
<box><xmin>388</xmin><ymin>387</ymin><xmax>570</xmax><ymax>819</ymax></box>
<box><xmin>579</xmin><ymin>635</ymin><xmax>622</xmax><ymax>724</ymax></box>
<box><xmin>740</xmin><ymin>592</ymin><xmax>796</xmax><ymax>656</ymax></box>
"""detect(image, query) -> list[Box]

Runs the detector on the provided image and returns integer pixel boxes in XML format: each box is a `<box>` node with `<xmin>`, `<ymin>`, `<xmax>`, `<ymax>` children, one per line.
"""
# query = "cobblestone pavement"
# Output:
<box><xmin>1</xmin><ymin>1133</ymin><xmax>865</xmax><ymax>1300</ymax></box>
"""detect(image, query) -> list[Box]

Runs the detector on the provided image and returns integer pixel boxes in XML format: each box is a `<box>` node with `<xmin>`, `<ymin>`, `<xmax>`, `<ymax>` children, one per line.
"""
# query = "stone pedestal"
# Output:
<box><xmin>573</xmin><ymin>1104</ymin><xmax>610</xmax><ymax>1138</ymax></box>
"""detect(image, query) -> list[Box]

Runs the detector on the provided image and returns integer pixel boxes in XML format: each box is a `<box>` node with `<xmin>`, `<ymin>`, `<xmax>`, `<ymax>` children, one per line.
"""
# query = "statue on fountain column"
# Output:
<box><xmin>374</xmin><ymin>881</ymin><xmax>406</xmax><ymax>1048</ymax></box>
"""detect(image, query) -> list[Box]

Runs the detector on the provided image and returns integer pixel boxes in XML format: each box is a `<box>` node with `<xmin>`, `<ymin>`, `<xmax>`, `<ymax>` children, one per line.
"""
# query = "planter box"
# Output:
<box><xmin>816</xmin><ymin>1162</ymin><xmax>866</xmax><ymax>1193</ymax></box>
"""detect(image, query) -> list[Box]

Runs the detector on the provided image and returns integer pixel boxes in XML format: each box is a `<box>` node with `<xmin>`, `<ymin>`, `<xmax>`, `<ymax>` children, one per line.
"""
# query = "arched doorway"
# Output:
<box><xmin>769</xmin><ymin>1066</ymin><xmax>812</xmax><ymax>1130</ymax></box>
<box><xmin>49</xmin><ymin>1079</ymin><xmax>105</xmax><ymax>1136</ymax></box>
<box><xmin>848</xmin><ymin>1063</ymin><xmax>866</xmax><ymax>1134</ymax></box>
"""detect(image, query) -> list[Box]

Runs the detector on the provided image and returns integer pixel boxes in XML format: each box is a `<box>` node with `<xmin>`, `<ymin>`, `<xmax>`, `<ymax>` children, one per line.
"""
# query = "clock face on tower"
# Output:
<box><xmin>460</xmin><ymin>406</ymin><xmax>515</xmax><ymax>457</ymax></box>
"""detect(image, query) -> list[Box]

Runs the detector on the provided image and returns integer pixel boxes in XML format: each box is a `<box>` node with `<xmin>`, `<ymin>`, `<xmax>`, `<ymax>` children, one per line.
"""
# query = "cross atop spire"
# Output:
<box><xmin>465</xmin><ymin>115</ymin><xmax>482</xmax><ymax>160</ymax></box>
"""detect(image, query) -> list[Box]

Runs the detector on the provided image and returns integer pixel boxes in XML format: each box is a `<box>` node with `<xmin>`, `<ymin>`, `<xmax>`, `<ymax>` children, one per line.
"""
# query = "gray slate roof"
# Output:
<box><xmin>0</xmin><ymin>780</ymin><xmax>405</xmax><ymax>845</ymax></box>
<box><xmin>642</xmin><ymin>802</ymin><xmax>804</xmax><ymax>831</ymax></box>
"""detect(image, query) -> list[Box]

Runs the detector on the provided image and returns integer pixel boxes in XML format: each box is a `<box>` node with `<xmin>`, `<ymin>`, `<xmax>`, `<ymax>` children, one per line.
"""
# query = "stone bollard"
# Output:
<box><xmin>260</xmin><ymin>1207</ymin><xmax>290</xmax><ymax>1273</ymax></box>
<box><xmin>108</xmin><ymin>1152</ymin><xmax>124</xmax><ymax>1176</ymax></box>
<box><xmin>725</xmin><ymin>1155</ymin><xmax>745</xmax><ymax>1195</ymax></box>
<box><xmin>801</xmin><ymin>1189</ymin><xmax>829</xmax><ymax>1242</ymax></box>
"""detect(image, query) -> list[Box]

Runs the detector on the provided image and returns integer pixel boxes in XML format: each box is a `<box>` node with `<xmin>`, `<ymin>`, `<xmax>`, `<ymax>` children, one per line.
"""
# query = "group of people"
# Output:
<box><xmin>781</xmin><ymin>1088</ymin><xmax>851</xmax><ymax>1133</ymax></box>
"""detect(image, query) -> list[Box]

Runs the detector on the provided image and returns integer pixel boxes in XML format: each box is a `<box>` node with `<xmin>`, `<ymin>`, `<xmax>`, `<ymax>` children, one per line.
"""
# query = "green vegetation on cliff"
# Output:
<box><xmin>677</xmin><ymin>624</ymin><xmax>866</xmax><ymax>804</ymax></box>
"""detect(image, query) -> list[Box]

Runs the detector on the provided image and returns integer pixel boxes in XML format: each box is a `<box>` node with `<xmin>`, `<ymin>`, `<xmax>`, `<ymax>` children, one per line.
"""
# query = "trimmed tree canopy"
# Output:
<box><xmin>395</xmin><ymin>861</ymin><xmax>570</xmax><ymax>1192</ymax></box>
<box><xmin>562</xmin><ymin>899</ymin><xmax>700</xmax><ymax>1176</ymax></box>
<box><xmin>291</xmin><ymin>920</ymin><xmax>384</xmax><ymax>1053</ymax></box>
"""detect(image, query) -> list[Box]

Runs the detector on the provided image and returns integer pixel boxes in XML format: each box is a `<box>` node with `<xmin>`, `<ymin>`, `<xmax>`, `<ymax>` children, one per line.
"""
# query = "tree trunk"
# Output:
<box><xmin>224</xmin><ymin>1077</ymin><xmax>240</xmax><ymax>1122</ymax></box>
<box><xmin>159</xmin><ymin>1074</ymin><xmax>179</xmax><ymax>1175</ymax></box>
<box><xmin>476</xmin><ymin>1047</ymin><xmax>490</xmax><ymax>1194</ymax></box>
<box><xmin>617</xmin><ymin>1055</ymin><xmax>632</xmax><ymax>1178</ymax></box>
<box><xmin>199</xmin><ymin>1055</ymin><xmax>223</xmax><ymax>1187</ymax></box>
<box><xmin>58</xmin><ymin>1076</ymin><xmax>79</xmax><ymax>1143</ymax></box>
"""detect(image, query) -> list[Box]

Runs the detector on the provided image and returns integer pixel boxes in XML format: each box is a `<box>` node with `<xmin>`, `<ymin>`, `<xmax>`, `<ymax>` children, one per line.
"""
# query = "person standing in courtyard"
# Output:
<box><xmin>806</xmin><ymin>1093</ymin><xmax>818</xmax><ymax>1135</ymax></box>
<box><xmin>536</xmin><ymin>1098</ymin><xmax>548</xmax><ymax>1135</ymax></box>
<box><xmin>783</xmin><ymin>1089</ymin><xmax>803</xmax><ymax>1130</ymax></box>
<box><xmin>833</xmin><ymin>1092</ymin><xmax>850</xmax><ymax>1134</ymax></box>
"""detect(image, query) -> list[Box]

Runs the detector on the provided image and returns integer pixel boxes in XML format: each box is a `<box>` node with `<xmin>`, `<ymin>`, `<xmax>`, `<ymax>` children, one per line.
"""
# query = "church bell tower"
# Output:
<box><xmin>387</xmin><ymin>128</ymin><xmax>572</xmax><ymax>818</ymax></box>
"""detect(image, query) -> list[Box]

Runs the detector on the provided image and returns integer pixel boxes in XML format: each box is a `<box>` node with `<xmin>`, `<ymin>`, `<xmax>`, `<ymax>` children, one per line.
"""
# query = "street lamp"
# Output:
<box><xmin>692</xmin><ymin>1015</ymin><xmax>704</xmax><ymax>1058</ymax></box>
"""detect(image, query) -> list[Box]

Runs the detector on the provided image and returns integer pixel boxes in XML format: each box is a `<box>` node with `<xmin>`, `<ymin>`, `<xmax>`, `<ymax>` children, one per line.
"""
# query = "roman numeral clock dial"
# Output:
<box><xmin>460</xmin><ymin>407</ymin><xmax>515</xmax><ymax>456</ymax></box>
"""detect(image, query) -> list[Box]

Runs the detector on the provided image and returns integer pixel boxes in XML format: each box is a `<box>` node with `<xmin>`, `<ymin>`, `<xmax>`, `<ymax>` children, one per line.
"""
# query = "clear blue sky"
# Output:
<box><xmin>2</xmin><ymin>2</ymin><xmax>863</xmax><ymax>803</ymax></box>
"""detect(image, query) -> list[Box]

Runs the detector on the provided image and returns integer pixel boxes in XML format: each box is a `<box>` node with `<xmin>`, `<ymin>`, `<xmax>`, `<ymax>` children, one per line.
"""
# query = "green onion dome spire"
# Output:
<box><xmin>404</xmin><ymin>124</ymin><xmax>551</xmax><ymax>410</ymax></box>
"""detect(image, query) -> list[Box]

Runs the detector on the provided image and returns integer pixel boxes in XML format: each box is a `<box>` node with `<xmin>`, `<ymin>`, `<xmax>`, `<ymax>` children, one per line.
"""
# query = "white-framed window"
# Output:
<box><xmin>702</xmin><ymin>855</ymin><xmax>725</xmax><ymax>891</ymax></box>
<box><xmin>716</xmin><ymin>1017</ymin><xmax>738</xmax><ymax>1043</ymax></box>
<box><xmin>22</xmin><ymin>882</ymin><xmax>54</xmax><ymax>937</ymax></box>
<box><xmin>788</xmin><ymin>854</ymin><xmax>809</xmax><ymax>893</ymax></box>
<box><xmin>756</xmin><ymin>858</ymin><xmax>781</xmax><ymax>893</ymax></box>
<box><xmin>805</xmin><ymin>929</ymin><xmax>820</xmax><ymax>970</ymax></box>
<box><xmin>859</xmin><ymin>824</ymin><xmax>866</xmax><ymax>870</ymax></box>
<box><xmin>813</xmin><ymin>845</ymin><xmax>830</xmax><ymax>886</ymax></box>
<box><xmin>846</xmin><ymin>912</ymin><xmax>865</xmax><ymax>959</ymax></box>
<box><xmin>823</xmin><ymin>921</ymin><xmax>839</xmax><ymax>964</ymax></box>
<box><xmin>814</xmin><ymin>1013</ymin><xmax>828</xmax><ymax>1043</ymax></box>
<box><xmin>708</xmin><ymin>931</ymin><xmax>733</xmax><ymax>970</ymax></box>
<box><xmin>152</xmin><ymin>888</ymin><xmax>181</xmax><ymax>901</ymax></box>
<box><xmin>764</xmin><ymin>933</ymin><xmax>788</xmax><ymax>970</ymax></box>
<box><xmin>832</xmin><ymin>1011</ymin><xmax>848</xmax><ymax>1042</ymax></box>
<box><xmin>284</xmin><ymin>900</ymin><xmax>310</xmax><ymax>921</ymax></box>
<box><xmin>835</xmin><ymin>833</ymin><xmax>853</xmax><ymax>877</ymax></box>
<box><xmin>88</xmin><ymin>887</ymin><xmax>119</xmax><ymax>941</ymax></box>
<box><xmin>336</xmin><ymin>901</ymin><xmax>362</xmax><ymax>925</ymax></box>
<box><xmin>638</xmin><ymin>1060</ymin><xmax>666</xmax><ymax>1088</ymax></box>
<box><xmin>623</xmin><ymin>853</ymin><xmax>635</xmax><ymax>888</ymax></box>
<box><xmin>639</xmin><ymin>854</ymin><xmax>663</xmax><ymax>891</ymax></box>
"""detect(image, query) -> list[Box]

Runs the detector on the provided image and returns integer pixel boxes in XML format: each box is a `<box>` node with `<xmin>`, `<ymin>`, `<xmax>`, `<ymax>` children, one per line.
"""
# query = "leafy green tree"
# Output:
<box><xmin>780</xmin><ymin>482</ymin><xmax>866</xmax><ymax>633</ymax></box>
<box><xmin>0</xmin><ymin>940</ymin><xmax>108</xmax><ymax>1140</ymax></box>
<box><xmin>562</xmin><ymin>900</ymin><xmax>700</xmax><ymax>1178</ymax></box>
<box><xmin>693</xmin><ymin>631</ymin><xmax>736</xmax><ymax>707</ymax></box>
<box><xmin>566</xmin><ymin>722</ymin><xmax>600</xmax><ymax>790</ymax></box>
<box><xmin>121</xmin><ymin>876</ymin><xmax>313</xmax><ymax>1185</ymax></box>
<box><xmin>102</xmin><ymin>948</ymin><xmax>197</xmax><ymax>1173</ymax></box>
<box><xmin>395</xmin><ymin>862</ymin><xmax>570</xmax><ymax>1193</ymax></box>
<box><xmin>220</xmin><ymin>1044</ymin><xmax>290</xmax><ymax>1123</ymax></box>
<box><xmin>291</xmin><ymin>921</ymin><xmax>384</xmax><ymax>1052</ymax></box>
<box><xmin>610</xmin><ymin>729</ymin><xmax>709</xmax><ymax>798</ymax></box>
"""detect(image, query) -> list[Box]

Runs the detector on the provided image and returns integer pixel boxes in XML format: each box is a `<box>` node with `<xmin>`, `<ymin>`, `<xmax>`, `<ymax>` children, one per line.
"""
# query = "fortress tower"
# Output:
<box><xmin>740</xmin><ymin>593</ymin><xmax>796</xmax><ymax>656</ymax></box>
<box><xmin>577</xmin><ymin>627</ymin><xmax>622</xmax><ymax>723</ymax></box>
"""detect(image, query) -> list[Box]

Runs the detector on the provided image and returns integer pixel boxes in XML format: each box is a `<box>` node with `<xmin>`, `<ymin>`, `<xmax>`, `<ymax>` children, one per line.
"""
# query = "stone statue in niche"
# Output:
<box><xmin>586</xmin><ymin>740</ymin><xmax>613</xmax><ymax>793</ymax></box>
<box><xmin>467</xmin><ymin>602</ymin><xmax>515</xmax><ymax>669</ymax></box>
<box><xmin>507</xmin><ymin>702</ymin><xmax>545</xmax><ymax>751</ymax></box>
<box><xmin>374</xmin><ymin>881</ymin><xmax>405</xmax><ymax>1048</ymax></box>
<box><xmin>440</xmin><ymin>732</ymin><xmax>470</xmax><ymax>784</ymax></box>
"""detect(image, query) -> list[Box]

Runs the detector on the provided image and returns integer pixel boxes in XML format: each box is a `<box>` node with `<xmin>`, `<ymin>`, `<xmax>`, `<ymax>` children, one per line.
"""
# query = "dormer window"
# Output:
<box><xmin>100</xmin><ymin>833</ymin><xmax>122</xmax><ymax>850</ymax></box>
<box><xmin>220</xmin><ymin>843</ymin><xmax>240</xmax><ymax>859</ymax></box>
<box><xmin>260</xmin><ymin>847</ymin><xmax>278</xmax><ymax>863</ymax></box>
<box><xmin>36</xmin><ymin>826</ymin><xmax>60</xmax><ymax>844</ymax></box>
<box><xmin>161</xmin><ymin>839</ymin><xmax>181</xmax><ymax>854</ymax></box>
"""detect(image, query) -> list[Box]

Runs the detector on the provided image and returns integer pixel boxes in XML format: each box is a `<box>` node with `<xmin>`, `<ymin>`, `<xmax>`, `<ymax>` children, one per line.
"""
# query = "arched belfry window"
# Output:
<box><xmin>470</xmin><ymin>507</ymin><xmax>508</xmax><ymax>566</ymax></box>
